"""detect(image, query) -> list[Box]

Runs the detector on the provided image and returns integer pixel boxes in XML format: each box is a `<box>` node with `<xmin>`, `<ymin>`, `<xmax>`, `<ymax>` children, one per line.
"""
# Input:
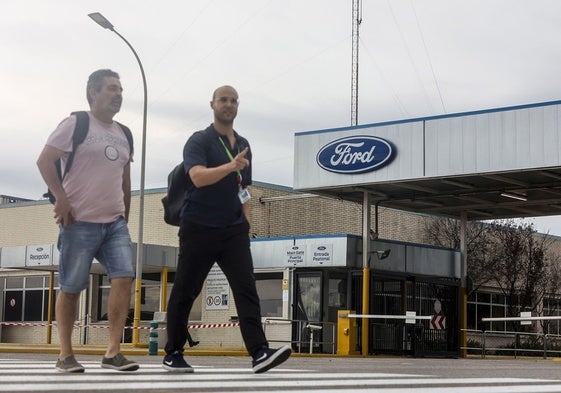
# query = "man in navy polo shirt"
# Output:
<box><xmin>162</xmin><ymin>85</ymin><xmax>291</xmax><ymax>373</ymax></box>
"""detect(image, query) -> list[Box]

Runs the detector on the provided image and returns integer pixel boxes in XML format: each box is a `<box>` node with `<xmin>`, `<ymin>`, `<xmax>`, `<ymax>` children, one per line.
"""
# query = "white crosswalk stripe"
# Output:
<box><xmin>0</xmin><ymin>359</ymin><xmax>560</xmax><ymax>392</ymax></box>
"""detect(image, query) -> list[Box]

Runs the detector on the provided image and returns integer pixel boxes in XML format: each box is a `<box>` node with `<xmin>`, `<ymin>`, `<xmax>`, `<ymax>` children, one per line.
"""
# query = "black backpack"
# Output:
<box><xmin>161</xmin><ymin>162</ymin><xmax>188</xmax><ymax>226</ymax></box>
<box><xmin>43</xmin><ymin>111</ymin><xmax>133</xmax><ymax>204</ymax></box>
<box><xmin>161</xmin><ymin>128</ymin><xmax>213</xmax><ymax>226</ymax></box>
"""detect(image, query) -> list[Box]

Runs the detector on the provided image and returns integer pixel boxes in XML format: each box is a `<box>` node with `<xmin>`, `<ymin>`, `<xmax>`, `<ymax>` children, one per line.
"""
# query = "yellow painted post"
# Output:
<box><xmin>360</xmin><ymin>191</ymin><xmax>371</xmax><ymax>356</ymax></box>
<box><xmin>160</xmin><ymin>266</ymin><xmax>168</xmax><ymax>312</ymax></box>
<box><xmin>337</xmin><ymin>310</ymin><xmax>359</xmax><ymax>355</ymax></box>
<box><xmin>46</xmin><ymin>271</ymin><xmax>54</xmax><ymax>344</ymax></box>
<box><xmin>361</xmin><ymin>267</ymin><xmax>370</xmax><ymax>356</ymax></box>
<box><xmin>132</xmin><ymin>275</ymin><xmax>142</xmax><ymax>346</ymax></box>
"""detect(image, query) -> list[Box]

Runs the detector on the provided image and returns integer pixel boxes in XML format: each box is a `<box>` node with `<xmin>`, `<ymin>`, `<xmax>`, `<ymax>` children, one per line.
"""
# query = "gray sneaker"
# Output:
<box><xmin>56</xmin><ymin>355</ymin><xmax>85</xmax><ymax>373</ymax></box>
<box><xmin>101</xmin><ymin>353</ymin><xmax>139</xmax><ymax>371</ymax></box>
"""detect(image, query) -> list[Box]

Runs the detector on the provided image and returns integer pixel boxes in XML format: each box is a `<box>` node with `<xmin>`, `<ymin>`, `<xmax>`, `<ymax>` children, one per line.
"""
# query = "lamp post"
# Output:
<box><xmin>88</xmin><ymin>12</ymin><xmax>147</xmax><ymax>346</ymax></box>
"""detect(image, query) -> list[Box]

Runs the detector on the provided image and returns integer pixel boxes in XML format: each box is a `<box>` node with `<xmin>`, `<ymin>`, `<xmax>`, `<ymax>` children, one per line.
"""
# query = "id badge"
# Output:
<box><xmin>238</xmin><ymin>186</ymin><xmax>251</xmax><ymax>204</ymax></box>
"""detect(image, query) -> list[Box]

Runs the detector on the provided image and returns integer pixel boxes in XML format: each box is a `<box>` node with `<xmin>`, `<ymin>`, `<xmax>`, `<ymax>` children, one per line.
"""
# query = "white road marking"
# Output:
<box><xmin>0</xmin><ymin>359</ymin><xmax>558</xmax><ymax>392</ymax></box>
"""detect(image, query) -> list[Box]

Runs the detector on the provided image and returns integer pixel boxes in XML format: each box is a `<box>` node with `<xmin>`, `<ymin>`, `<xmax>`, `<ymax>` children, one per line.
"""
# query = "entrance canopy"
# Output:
<box><xmin>294</xmin><ymin>100</ymin><xmax>561</xmax><ymax>221</ymax></box>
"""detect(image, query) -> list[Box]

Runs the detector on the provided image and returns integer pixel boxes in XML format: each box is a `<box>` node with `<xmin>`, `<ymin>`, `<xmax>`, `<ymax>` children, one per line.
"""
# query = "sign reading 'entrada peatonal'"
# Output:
<box><xmin>285</xmin><ymin>244</ymin><xmax>333</xmax><ymax>266</ymax></box>
<box><xmin>316</xmin><ymin>135</ymin><xmax>395</xmax><ymax>174</ymax></box>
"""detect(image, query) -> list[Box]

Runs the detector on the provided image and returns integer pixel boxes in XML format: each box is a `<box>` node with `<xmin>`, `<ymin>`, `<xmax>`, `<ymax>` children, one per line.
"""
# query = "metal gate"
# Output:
<box><xmin>351</xmin><ymin>273</ymin><xmax>460</xmax><ymax>357</ymax></box>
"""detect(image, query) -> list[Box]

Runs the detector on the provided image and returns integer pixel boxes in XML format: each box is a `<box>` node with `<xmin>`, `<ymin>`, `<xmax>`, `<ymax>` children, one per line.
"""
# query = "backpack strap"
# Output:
<box><xmin>61</xmin><ymin>111</ymin><xmax>90</xmax><ymax>180</ymax></box>
<box><xmin>116</xmin><ymin>121</ymin><xmax>134</xmax><ymax>156</ymax></box>
<box><xmin>43</xmin><ymin>111</ymin><xmax>89</xmax><ymax>203</ymax></box>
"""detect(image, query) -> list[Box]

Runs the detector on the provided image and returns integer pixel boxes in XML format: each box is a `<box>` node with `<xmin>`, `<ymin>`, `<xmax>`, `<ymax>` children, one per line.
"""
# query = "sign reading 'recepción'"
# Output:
<box><xmin>316</xmin><ymin>135</ymin><xmax>395</xmax><ymax>174</ymax></box>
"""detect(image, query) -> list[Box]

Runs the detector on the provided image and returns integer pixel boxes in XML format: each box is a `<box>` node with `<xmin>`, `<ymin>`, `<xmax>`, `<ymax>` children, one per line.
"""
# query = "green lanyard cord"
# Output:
<box><xmin>218</xmin><ymin>137</ymin><xmax>242</xmax><ymax>183</ymax></box>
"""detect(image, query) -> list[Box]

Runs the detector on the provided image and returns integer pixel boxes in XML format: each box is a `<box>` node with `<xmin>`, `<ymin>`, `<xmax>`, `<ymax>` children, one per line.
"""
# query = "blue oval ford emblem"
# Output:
<box><xmin>316</xmin><ymin>135</ymin><xmax>395</xmax><ymax>174</ymax></box>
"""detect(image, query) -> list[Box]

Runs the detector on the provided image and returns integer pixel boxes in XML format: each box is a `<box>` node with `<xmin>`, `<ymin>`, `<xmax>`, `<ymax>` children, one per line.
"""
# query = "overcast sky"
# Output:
<box><xmin>3</xmin><ymin>0</ymin><xmax>561</xmax><ymax>235</ymax></box>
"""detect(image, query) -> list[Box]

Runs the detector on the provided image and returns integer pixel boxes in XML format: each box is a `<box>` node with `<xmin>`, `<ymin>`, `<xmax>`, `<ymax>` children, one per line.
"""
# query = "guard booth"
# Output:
<box><xmin>252</xmin><ymin>235</ymin><xmax>460</xmax><ymax>356</ymax></box>
<box><xmin>289</xmin><ymin>269</ymin><xmax>459</xmax><ymax>356</ymax></box>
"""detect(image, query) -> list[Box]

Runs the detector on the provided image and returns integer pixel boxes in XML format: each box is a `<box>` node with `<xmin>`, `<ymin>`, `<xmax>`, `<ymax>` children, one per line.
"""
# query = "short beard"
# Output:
<box><xmin>215</xmin><ymin>113</ymin><xmax>235</xmax><ymax>125</ymax></box>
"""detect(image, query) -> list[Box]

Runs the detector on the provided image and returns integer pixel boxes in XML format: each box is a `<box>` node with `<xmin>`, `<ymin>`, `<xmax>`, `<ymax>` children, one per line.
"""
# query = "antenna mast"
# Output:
<box><xmin>351</xmin><ymin>0</ymin><xmax>362</xmax><ymax>126</ymax></box>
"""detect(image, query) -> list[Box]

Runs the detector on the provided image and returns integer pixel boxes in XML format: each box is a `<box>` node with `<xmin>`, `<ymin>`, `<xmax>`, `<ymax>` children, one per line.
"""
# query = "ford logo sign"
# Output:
<box><xmin>316</xmin><ymin>135</ymin><xmax>395</xmax><ymax>174</ymax></box>
<box><xmin>36</xmin><ymin>247</ymin><xmax>43</xmax><ymax>252</ymax></box>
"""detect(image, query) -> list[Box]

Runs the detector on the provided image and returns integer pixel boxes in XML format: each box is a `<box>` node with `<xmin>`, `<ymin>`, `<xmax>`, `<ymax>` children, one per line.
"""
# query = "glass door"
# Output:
<box><xmin>293</xmin><ymin>272</ymin><xmax>322</xmax><ymax>353</ymax></box>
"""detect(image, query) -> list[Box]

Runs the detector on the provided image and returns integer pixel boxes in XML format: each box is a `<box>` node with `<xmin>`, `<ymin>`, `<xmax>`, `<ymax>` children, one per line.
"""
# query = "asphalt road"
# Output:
<box><xmin>1</xmin><ymin>353</ymin><xmax>561</xmax><ymax>392</ymax></box>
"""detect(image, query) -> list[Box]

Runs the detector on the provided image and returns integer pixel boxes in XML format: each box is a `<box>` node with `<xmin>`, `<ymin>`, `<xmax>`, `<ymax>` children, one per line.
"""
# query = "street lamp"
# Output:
<box><xmin>88</xmin><ymin>12</ymin><xmax>147</xmax><ymax>346</ymax></box>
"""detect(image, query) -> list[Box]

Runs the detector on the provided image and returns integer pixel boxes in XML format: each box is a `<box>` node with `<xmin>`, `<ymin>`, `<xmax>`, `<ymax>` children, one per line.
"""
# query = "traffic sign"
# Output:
<box><xmin>430</xmin><ymin>315</ymin><xmax>446</xmax><ymax>330</ymax></box>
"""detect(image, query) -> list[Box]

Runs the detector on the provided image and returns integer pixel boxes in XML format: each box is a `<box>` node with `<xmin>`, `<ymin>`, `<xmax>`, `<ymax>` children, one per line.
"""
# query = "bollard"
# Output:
<box><xmin>306</xmin><ymin>324</ymin><xmax>322</xmax><ymax>354</ymax></box>
<box><xmin>337</xmin><ymin>310</ymin><xmax>359</xmax><ymax>355</ymax></box>
<box><xmin>149</xmin><ymin>321</ymin><xmax>158</xmax><ymax>355</ymax></box>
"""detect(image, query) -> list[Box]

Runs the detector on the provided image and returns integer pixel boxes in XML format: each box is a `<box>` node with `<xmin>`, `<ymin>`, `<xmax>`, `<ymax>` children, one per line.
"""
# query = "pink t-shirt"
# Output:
<box><xmin>46</xmin><ymin>112</ymin><xmax>132</xmax><ymax>223</ymax></box>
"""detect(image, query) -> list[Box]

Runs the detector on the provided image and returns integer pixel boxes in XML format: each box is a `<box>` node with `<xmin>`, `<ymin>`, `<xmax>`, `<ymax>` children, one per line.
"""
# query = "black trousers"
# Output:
<box><xmin>165</xmin><ymin>220</ymin><xmax>267</xmax><ymax>357</ymax></box>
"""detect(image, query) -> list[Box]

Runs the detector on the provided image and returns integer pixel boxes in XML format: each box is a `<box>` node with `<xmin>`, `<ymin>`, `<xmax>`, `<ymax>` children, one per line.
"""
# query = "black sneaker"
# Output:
<box><xmin>252</xmin><ymin>345</ymin><xmax>291</xmax><ymax>373</ymax></box>
<box><xmin>162</xmin><ymin>351</ymin><xmax>194</xmax><ymax>373</ymax></box>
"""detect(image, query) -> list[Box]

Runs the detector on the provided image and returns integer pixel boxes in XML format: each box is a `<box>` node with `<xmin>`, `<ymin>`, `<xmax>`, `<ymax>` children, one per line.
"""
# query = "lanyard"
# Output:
<box><xmin>218</xmin><ymin>136</ymin><xmax>242</xmax><ymax>184</ymax></box>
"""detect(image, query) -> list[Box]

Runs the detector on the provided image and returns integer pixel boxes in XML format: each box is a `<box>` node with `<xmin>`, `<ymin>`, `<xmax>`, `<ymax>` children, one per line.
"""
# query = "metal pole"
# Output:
<box><xmin>113</xmin><ymin>28</ymin><xmax>147</xmax><ymax>347</ymax></box>
<box><xmin>459</xmin><ymin>211</ymin><xmax>468</xmax><ymax>357</ymax></box>
<box><xmin>361</xmin><ymin>191</ymin><xmax>371</xmax><ymax>356</ymax></box>
<box><xmin>88</xmin><ymin>13</ymin><xmax>147</xmax><ymax>346</ymax></box>
<box><xmin>351</xmin><ymin>0</ymin><xmax>362</xmax><ymax>126</ymax></box>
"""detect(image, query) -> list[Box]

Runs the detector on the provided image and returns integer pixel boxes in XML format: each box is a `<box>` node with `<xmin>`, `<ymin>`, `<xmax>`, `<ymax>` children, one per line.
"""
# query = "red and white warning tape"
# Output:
<box><xmin>187</xmin><ymin>322</ymin><xmax>240</xmax><ymax>329</ymax></box>
<box><xmin>0</xmin><ymin>321</ymin><xmax>240</xmax><ymax>330</ymax></box>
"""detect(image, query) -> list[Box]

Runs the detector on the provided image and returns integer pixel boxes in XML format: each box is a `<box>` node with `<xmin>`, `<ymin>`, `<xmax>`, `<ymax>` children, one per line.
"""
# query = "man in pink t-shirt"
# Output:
<box><xmin>37</xmin><ymin>69</ymin><xmax>139</xmax><ymax>373</ymax></box>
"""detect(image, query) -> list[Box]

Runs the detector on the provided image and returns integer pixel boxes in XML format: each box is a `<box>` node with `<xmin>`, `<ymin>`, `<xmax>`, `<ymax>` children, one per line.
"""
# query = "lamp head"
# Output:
<box><xmin>88</xmin><ymin>12</ymin><xmax>114</xmax><ymax>30</ymax></box>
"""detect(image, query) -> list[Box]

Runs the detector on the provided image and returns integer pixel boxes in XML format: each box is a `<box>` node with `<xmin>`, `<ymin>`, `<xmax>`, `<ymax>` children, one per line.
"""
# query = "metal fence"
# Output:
<box><xmin>463</xmin><ymin>329</ymin><xmax>561</xmax><ymax>359</ymax></box>
<box><xmin>262</xmin><ymin>318</ymin><xmax>336</xmax><ymax>354</ymax></box>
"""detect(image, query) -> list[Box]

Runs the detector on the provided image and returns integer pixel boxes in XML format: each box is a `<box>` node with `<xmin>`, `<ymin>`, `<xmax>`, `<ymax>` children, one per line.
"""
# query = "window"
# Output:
<box><xmin>4</xmin><ymin>291</ymin><xmax>23</xmax><ymax>321</ymax></box>
<box><xmin>467</xmin><ymin>303</ymin><xmax>477</xmax><ymax>330</ymax></box>
<box><xmin>24</xmin><ymin>290</ymin><xmax>46</xmax><ymax>321</ymax></box>
<box><xmin>542</xmin><ymin>297</ymin><xmax>561</xmax><ymax>335</ymax></box>
<box><xmin>328</xmin><ymin>278</ymin><xmax>346</xmax><ymax>308</ymax></box>
<box><xmin>2</xmin><ymin>275</ymin><xmax>51</xmax><ymax>322</ymax></box>
<box><xmin>467</xmin><ymin>290</ymin><xmax>512</xmax><ymax>332</ymax></box>
<box><xmin>5</xmin><ymin>277</ymin><xmax>23</xmax><ymax>289</ymax></box>
<box><xmin>255</xmin><ymin>272</ymin><xmax>283</xmax><ymax>318</ymax></box>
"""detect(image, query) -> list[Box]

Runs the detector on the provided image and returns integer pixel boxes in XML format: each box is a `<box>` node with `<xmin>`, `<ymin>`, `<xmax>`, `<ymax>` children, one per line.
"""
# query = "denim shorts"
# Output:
<box><xmin>57</xmin><ymin>216</ymin><xmax>134</xmax><ymax>293</ymax></box>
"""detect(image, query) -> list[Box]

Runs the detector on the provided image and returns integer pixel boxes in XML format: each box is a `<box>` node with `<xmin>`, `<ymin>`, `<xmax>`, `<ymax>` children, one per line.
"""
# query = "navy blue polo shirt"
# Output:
<box><xmin>181</xmin><ymin>124</ymin><xmax>252</xmax><ymax>227</ymax></box>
